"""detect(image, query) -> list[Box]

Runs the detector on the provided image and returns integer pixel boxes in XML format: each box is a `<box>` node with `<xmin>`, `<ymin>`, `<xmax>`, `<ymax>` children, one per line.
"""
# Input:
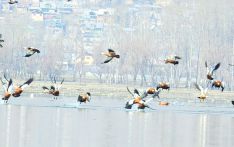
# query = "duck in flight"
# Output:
<box><xmin>1</xmin><ymin>77</ymin><xmax>13</xmax><ymax>103</ymax></box>
<box><xmin>102</xmin><ymin>49</ymin><xmax>120</xmax><ymax>64</ymax></box>
<box><xmin>205</xmin><ymin>61</ymin><xmax>220</xmax><ymax>80</ymax></box>
<box><xmin>24</xmin><ymin>47</ymin><xmax>40</xmax><ymax>57</ymax></box>
<box><xmin>156</xmin><ymin>82</ymin><xmax>170</xmax><ymax>91</ymax></box>
<box><xmin>12</xmin><ymin>78</ymin><xmax>33</xmax><ymax>97</ymax></box>
<box><xmin>194</xmin><ymin>83</ymin><xmax>208</xmax><ymax>102</ymax></box>
<box><xmin>164</xmin><ymin>55</ymin><xmax>181</xmax><ymax>65</ymax></box>
<box><xmin>211</xmin><ymin>80</ymin><xmax>224</xmax><ymax>92</ymax></box>
<box><xmin>144</xmin><ymin>87</ymin><xmax>162</xmax><ymax>98</ymax></box>
<box><xmin>42</xmin><ymin>77</ymin><xmax>64</xmax><ymax>100</ymax></box>
<box><xmin>77</xmin><ymin>92</ymin><xmax>91</xmax><ymax>104</ymax></box>
<box><xmin>125</xmin><ymin>87</ymin><xmax>154</xmax><ymax>110</ymax></box>
<box><xmin>1</xmin><ymin>74</ymin><xmax>33</xmax><ymax>98</ymax></box>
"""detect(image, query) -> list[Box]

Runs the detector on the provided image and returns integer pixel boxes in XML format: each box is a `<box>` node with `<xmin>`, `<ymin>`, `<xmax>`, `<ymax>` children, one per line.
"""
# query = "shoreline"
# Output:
<box><xmin>1</xmin><ymin>81</ymin><xmax>233</xmax><ymax>100</ymax></box>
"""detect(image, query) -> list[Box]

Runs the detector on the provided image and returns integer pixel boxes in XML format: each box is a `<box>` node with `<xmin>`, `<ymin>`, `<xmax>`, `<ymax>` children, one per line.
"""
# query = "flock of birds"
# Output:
<box><xmin>0</xmin><ymin>33</ymin><xmax>230</xmax><ymax>110</ymax></box>
<box><xmin>0</xmin><ymin>1</ymin><xmax>233</xmax><ymax>110</ymax></box>
<box><xmin>124</xmin><ymin>58</ymin><xmax>227</xmax><ymax>110</ymax></box>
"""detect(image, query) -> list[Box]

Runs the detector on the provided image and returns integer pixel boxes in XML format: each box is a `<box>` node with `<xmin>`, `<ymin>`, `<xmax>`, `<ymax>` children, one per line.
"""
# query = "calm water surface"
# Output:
<box><xmin>0</xmin><ymin>97</ymin><xmax>234</xmax><ymax>147</ymax></box>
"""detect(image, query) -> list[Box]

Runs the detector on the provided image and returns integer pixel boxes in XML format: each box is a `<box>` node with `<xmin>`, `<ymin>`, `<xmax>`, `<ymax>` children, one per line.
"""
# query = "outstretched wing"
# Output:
<box><xmin>126</xmin><ymin>87</ymin><xmax>134</xmax><ymax>97</ymax></box>
<box><xmin>77</xmin><ymin>95</ymin><xmax>83</xmax><ymax>102</ymax></box>
<box><xmin>140</xmin><ymin>92</ymin><xmax>148</xmax><ymax>99</ymax></box>
<box><xmin>205</xmin><ymin>61</ymin><xmax>208</xmax><ymax>68</ymax></box>
<box><xmin>42</xmin><ymin>86</ymin><xmax>49</xmax><ymax>90</ymax></box>
<box><xmin>20</xmin><ymin>78</ymin><xmax>33</xmax><ymax>90</ymax></box>
<box><xmin>204</xmin><ymin>88</ymin><xmax>208</xmax><ymax>95</ymax></box>
<box><xmin>205</xmin><ymin>61</ymin><xmax>210</xmax><ymax>74</ymax></box>
<box><xmin>143</xmin><ymin>97</ymin><xmax>154</xmax><ymax>104</ymax></box>
<box><xmin>133</xmin><ymin>89</ymin><xmax>140</xmax><ymax>96</ymax></box>
<box><xmin>211</xmin><ymin>63</ymin><xmax>220</xmax><ymax>74</ymax></box>
<box><xmin>24</xmin><ymin>51</ymin><xmax>35</xmax><ymax>57</ymax></box>
<box><xmin>103</xmin><ymin>57</ymin><xmax>113</xmax><ymax>64</ymax></box>
<box><xmin>174</xmin><ymin>56</ymin><xmax>181</xmax><ymax>60</ymax></box>
<box><xmin>42</xmin><ymin>86</ymin><xmax>50</xmax><ymax>93</ymax></box>
<box><xmin>108</xmin><ymin>49</ymin><xmax>115</xmax><ymax>53</ymax></box>
<box><xmin>3</xmin><ymin>73</ymin><xmax>9</xmax><ymax>82</ymax></box>
<box><xmin>1</xmin><ymin>78</ymin><xmax>7</xmax><ymax>92</ymax></box>
<box><xmin>57</xmin><ymin>79</ymin><xmax>64</xmax><ymax>90</ymax></box>
<box><xmin>32</xmin><ymin>48</ymin><xmax>40</xmax><ymax>53</ymax></box>
<box><xmin>194</xmin><ymin>83</ymin><xmax>203</xmax><ymax>92</ymax></box>
<box><xmin>7</xmin><ymin>79</ymin><xmax>14</xmax><ymax>94</ymax></box>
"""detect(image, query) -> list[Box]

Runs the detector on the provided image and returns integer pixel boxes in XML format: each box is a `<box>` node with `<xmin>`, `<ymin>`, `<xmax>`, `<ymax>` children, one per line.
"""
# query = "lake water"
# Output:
<box><xmin>0</xmin><ymin>97</ymin><xmax>234</xmax><ymax>147</ymax></box>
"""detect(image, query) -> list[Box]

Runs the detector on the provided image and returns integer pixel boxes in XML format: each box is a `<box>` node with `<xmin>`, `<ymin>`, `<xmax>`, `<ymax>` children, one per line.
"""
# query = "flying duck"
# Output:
<box><xmin>205</xmin><ymin>61</ymin><xmax>220</xmax><ymax>80</ymax></box>
<box><xmin>125</xmin><ymin>88</ymin><xmax>144</xmax><ymax>109</ymax></box>
<box><xmin>77</xmin><ymin>92</ymin><xmax>91</xmax><ymax>104</ymax></box>
<box><xmin>194</xmin><ymin>83</ymin><xmax>208</xmax><ymax>102</ymax></box>
<box><xmin>1</xmin><ymin>78</ymin><xmax>13</xmax><ymax>103</ymax></box>
<box><xmin>24</xmin><ymin>47</ymin><xmax>40</xmax><ymax>57</ymax></box>
<box><xmin>211</xmin><ymin>80</ymin><xmax>224</xmax><ymax>92</ymax></box>
<box><xmin>156</xmin><ymin>82</ymin><xmax>170</xmax><ymax>90</ymax></box>
<box><xmin>12</xmin><ymin>78</ymin><xmax>33</xmax><ymax>97</ymax></box>
<box><xmin>8</xmin><ymin>0</ymin><xmax>18</xmax><ymax>4</ymax></box>
<box><xmin>125</xmin><ymin>87</ymin><xmax>154</xmax><ymax>110</ymax></box>
<box><xmin>164</xmin><ymin>55</ymin><xmax>181</xmax><ymax>65</ymax></box>
<box><xmin>102</xmin><ymin>49</ymin><xmax>120</xmax><ymax>64</ymax></box>
<box><xmin>42</xmin><ymin>77</ymin><xmax>64</xmax><ymax>99</ymax></box>
<box><xmin>144</xmin><ymin>87</ymin><xmax>161</xmax><ymax>98</ymax></box>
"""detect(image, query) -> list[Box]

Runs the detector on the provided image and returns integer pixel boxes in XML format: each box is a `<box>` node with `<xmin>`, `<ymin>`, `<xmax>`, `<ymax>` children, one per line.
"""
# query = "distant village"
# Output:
<box><xmin>0</xmin><ymin>0</ymin><xmax>169</xmax><ymax>71</ymax></box>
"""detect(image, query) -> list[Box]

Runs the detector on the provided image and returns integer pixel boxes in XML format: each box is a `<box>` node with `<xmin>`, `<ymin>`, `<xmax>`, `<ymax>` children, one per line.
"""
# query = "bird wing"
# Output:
<box><xmin>108</xmin><ymin>49</ymin><xmax>115</xmax><ymax>53</ymax></box>
<box><xmin>57</xmin><ymin>79</ymin><xmax>64</xmax><ymax>90</ymax></box>
<box><xmin>1</xmin><ymin>78</ymin><xmax>7</xmax><ymax>92</ymax></box>
<box><xmin>20</xmin><ymin>78</ymin><xmax>33</xmax><ymax>90</ymax></box>
<box><xmin>211</xmin><ymin>63</ymin><xmax>220</xmax><ymax>74</ymax></box>
<box><xmin>32</xmin><ymin>48</ymin><xmax>40</xmax><ymax>53</ymax></box>
<box><xmin>24</xmin><ymin>51</ymin><xmax>36</xmax><ymax>57</ymax></box>
<box><xmin>133</xmin><ymin>89</ymin><xmax>140</xmax><ymax>98</ymax></box>
<box><xmin>140</xmin><ymin>92</ymin><xmax>148</xmax><ymax>99</ymax></box>
<box><xmin>174</xmin><ymin>55</ymin><xmax>181</xmax><ymax>60</ymax></box>
<box><xmin>126</xmin><ymin>87</ymin><xmax>134</xmax><ymax>97</ymax></box>
<box><xmin>103</xmin><ymin>57</ymin><xmax>113</xmax><ymax>63</ymax></box>
<box><xmin>205</xmin><ymin>61</ymin><xmax>210</xmax><ymax>74</ymax></box>
<box><xmin>203</xmin><ymin>88</ymin><xmax>208</xmax><ymax>95</ymax></box>
<box><xmin>143</xmin><ymin>97</ymin><xmax>154</xmax><ymax>104</ymax></box>
<box><xmin>42</xmin><ymin>86</ymin><xmax>49</xmax><ymax>90</ymax></box>
<box><xmin>77</xmin><ymin>95</ymin><xmax>83</xmax><ymax>102</ymax></box>
<box><xmin>52</xmin><ymin>77</ymin><xmax>58</xmax><ymax>90</ymax></box>
<box><xmin>205</xmin><ymin>61</ymin><xmax>208</xmax><ymax>68</ymax></box>
<box><xmin>3</xmin><ymin>73</ymin><xmax>9</xmax><ymax>82</ymax></box>
<box><xmin>27</xmin><ymin>50</ymin><xmax>36</xmax><ymax>54</ymax></box>
<box><xmin>7</xmin><ymin>79</ymin><xmax>14</xmax><ymax>94</ymax></box>
<box><xmin>194</xmin><ymin>83</ymin><xmax>203</xmax><ymax>92</ymax></box>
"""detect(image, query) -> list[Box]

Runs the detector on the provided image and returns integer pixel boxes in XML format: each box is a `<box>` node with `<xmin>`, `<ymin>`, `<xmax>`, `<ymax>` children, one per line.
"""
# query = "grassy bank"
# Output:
<box><xmin>1</xmin><ymin>80</ymin><xmax>234</xmax><ymax>100</ymax></box>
